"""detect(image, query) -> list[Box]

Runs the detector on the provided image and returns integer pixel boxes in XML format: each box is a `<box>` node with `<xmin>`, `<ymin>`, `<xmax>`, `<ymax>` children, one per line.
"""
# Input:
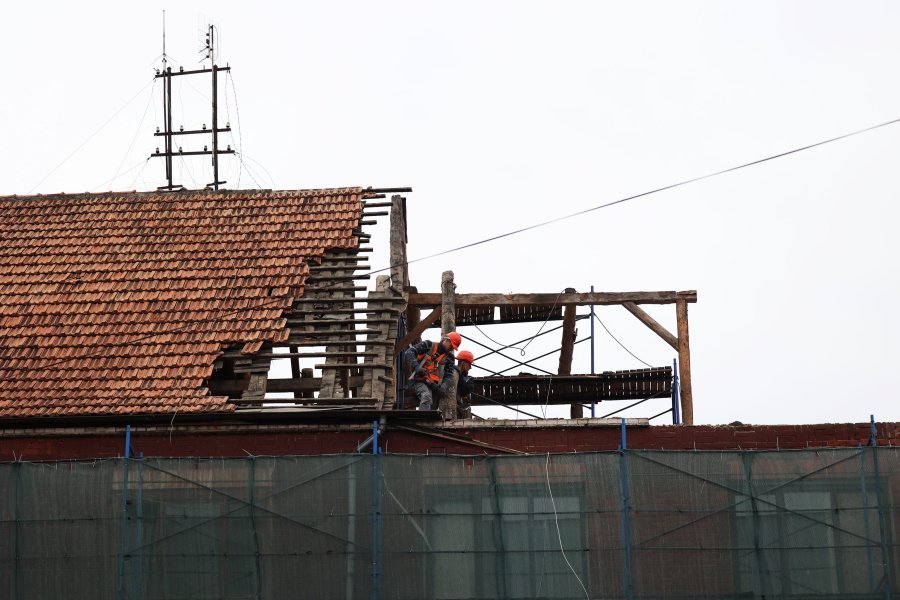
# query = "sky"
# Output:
<box><xmin>2</xmin><ymin>1</ymin><xmax>899</xmax><ymax>426</ymax></box>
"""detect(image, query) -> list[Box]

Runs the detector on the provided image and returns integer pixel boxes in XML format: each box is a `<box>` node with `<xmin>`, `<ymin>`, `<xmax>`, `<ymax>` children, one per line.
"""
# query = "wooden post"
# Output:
<box><xmin>676</xmin><ymin>299</ymin><xmax>693</xmax><ymax>425</ymax></box>
<box><xmin>289</xmin><ymin>345</ymin><xmax>302</xmax><ymax>399</ymax></box>
<box><xmin>389</xmin><ymin>195</ymin><xmax>409</xmax><ymax>292</ymax></box>
<box><xmin>558</xmin><ymin>288</ymin><xmax>580</xmax><ymax>418</ymax></box>
<box><xmin>439</xmin><ymin>270</ymin><xmax>458</xmax><ymax>419</ymax></box>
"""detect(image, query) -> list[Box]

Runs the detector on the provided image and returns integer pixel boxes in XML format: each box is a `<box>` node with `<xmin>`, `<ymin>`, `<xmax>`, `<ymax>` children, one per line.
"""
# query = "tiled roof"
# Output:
<box><xmin>0</xmin><ymin>188</ymin><xmax>366</xmax><ymax>418</ymax></box>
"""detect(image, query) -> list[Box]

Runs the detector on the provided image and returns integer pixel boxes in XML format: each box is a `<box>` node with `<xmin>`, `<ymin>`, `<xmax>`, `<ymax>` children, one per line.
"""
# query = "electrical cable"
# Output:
<box><xmin>519</xmin><ymin>289</ymin><xmax>565</xmax><ymax>356</ymax></box>
<box><xmin>110</xmin><ymin>79</ymin><xmax>158</xmax><ymax>186</ymax></box>
<box><xmin>592</xmin><ymin>312</ymin><xmax>652</xmax><ymax>368</ymax></box>
<box><xmin>236</xmin><ymin>152</ymin><xmax>275</xmax><ymax>189</ymax></box>
<box><xmin>226</xmin><ymin>71</ymin><xmax>245</xmax><ymax>188</ymax></box>
<box><xmin>371</xmin><ymin>116</ymin><xmax>900</xmax><ymax>276</ymax></box>
<box><xmin>470</xmin><ymin>392</ymin><xmax>543</xmax><ymax>419</ymax></box>
<box><xmin>545</xmin><ymin>453</ymin><xmax>590</xmax><ymax>600</ymax></box>
<box><xmin>28</xmin><ymin>79</ymin><xmax>155</xmax><ymax>194</ymax></box>
<box><xmin>90</xmin><ymin>159</ymin><xmax>150</xmax><ymax>193</ymax></box>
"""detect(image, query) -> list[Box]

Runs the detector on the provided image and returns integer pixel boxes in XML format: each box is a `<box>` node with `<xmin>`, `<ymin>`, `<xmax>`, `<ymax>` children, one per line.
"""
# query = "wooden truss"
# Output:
<box><xmin>208</xmin><ymin>193</ymin><xmax>697</xmax><ymax>425</ymax></box>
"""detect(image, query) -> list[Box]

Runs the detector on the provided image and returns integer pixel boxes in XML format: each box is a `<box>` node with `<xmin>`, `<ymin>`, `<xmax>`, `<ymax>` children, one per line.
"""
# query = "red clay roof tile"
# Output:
<box><xmin>0</xmin><ymin>188</ymin><xmax>366</xmax><ymax>418</ymax></box>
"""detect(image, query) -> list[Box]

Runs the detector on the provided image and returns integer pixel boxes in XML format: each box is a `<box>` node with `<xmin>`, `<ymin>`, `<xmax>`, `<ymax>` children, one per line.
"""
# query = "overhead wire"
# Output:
<box><xmin>225</xmin><ymin>70</ymin><xmax>244</xmax><ymax>188</ymax></box>
<box><xmin>14</xmin><ymin>117</ymin><xmax>899</xmax><ymax>380</ymax></box>
<box><xmin>28</xmin><ymin>79</ymin><xmax>155</xmax><ymax>194</ymax></box>
<box><xmin>371</xmin><ymin>116</ymin><xmax>900</xmax><ymax>276</ymax></box>
<box><xmin>110</xmin><ymin>79</ymin><xmax>158</xmax><ymax>187</ymax></box>
<box><xmin>592</xmin><ymin>312</ymin><xmax>652</xmax><ymax>368</ymax></box>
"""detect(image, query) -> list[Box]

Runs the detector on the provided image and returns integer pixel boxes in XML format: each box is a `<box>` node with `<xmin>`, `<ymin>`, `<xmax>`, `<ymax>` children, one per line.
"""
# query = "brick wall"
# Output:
<box><xmin>0</xmin><ymin>421</ymin><xmax>896</xmax><ymax>461</ymax></box>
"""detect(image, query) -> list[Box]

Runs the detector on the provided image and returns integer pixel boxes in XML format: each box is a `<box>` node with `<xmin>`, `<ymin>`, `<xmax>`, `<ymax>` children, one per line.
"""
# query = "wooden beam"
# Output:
<box><xmin>393</xmin><ymin>306</ymin><xmax>441</xmax><ymax>355</ymax></box>
<box><xmin>440</xmin><ymin>270</ymin><xmax>458</xmax><ymax>419</ymax></box>
<box><xmin>408</xmin><ymin>290</ymin><xmax>697</xmax><ymax>307</ymax></box>
<box><xmin>622</xmin><ymin>302</ymin><xmax>678</xmax><ymax>351</ymax></box>
<box><xmin>391</xmin><ymin>424</ymin><xmax>527</xmax><ymax>455</ymax></box>
<box><xmin>389</xmin><ymin>195</ymin><xmax>409</xmax><ymax>291</ymax></box>
<box><xmin>676</xmin><ymin>299</ymin><xmax>694</xmax><ymax>425</ymax></box>
<box><xmin>558</xmin><ymin>288</ymin><xmax>581</xmax><ymax>418</ymax></box>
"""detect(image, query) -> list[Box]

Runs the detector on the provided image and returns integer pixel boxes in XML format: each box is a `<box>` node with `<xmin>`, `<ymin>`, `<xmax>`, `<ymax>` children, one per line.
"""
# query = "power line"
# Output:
<box><xmin>28</xmin><ymin>79</ymin><xmax>155</xmax><ymax>194</ymax></box>
<box><xmin>372</xmin><ymin>116</ymin><xmax>900</xmax><ymax>275</ymax></box>
<box><xmin>592</xmin><ymin>313</ymin><xmax>652</xmax><ymax>368</ymax></box>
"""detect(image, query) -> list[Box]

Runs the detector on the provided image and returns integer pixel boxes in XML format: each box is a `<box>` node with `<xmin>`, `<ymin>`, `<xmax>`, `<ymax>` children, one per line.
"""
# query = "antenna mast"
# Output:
<box><xmin>151</xmin><ymin>20</ymin><xmax>234</xmax><ymax>191</ymax></box>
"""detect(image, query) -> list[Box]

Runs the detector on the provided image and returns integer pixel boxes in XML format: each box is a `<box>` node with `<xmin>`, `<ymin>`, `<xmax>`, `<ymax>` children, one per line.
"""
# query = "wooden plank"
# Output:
<box><xmin>408</xmin><ymin>290</ymin><xmax>698</xmax><ymax>307</ymax></box>
<box><xmin>274</xmin><ymin>339</ymin><xmax>395</xmax><ymax>347</ymax></box>
<box><xmin>440</xmin><ymin>270</ymin><xmax>458</xmax><ymax>420</ymax></box>
<box><xmin>393</xmin><ymin>306</ymin><xmax>441</xmax><ymax>355</ymax></box>
<box><xmin>307</xmin><ymin>265</ymin><xmax>370</xmax><ymax>272</ymax></box>
<box><xmin>676</xmin><ymin>299</ymin><xmax>693</xmax><ymax>425</ymax></box>
<box><xmin>305</xmin><ymin>275</ymin><xmax>371</xmax><ymax>281</ymax></box>
<box><xmin>391</xmin><ymin>424</ymin><xmax>527</xmax><ymax>455</ymax></box>
<box><xmin>263</xmin><ymin>352</ymin><xmax>379</xmax><ymax>358</ymax></box>
<box><xmin>288</xmin><ymin>318</ymin><xmax>395</xmax><ymax>326</ymax></box>
<box><xmin>622</xmin><ymin>302</ymin><xmax>679</xmax><ymax>351</ymax></box>
<box><xmin>558</xmin><ymin>288</ymin><xmax>580</xmax><ymax>418</ymax></box>
<box><xmin>389</xmin><ymin>195</ymin><xmax>409</xmax><ymax>291</ymax></box>
<box><xmin>316</xmin><ymin>363</ymin><xmax>393</xmax><ymax>369</ymax></box>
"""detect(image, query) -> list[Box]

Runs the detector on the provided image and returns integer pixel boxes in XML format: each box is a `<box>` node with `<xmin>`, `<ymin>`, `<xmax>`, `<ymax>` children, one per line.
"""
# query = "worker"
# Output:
<box><xmin>404</xmin><ymin>332</ymin><xmax>461</xmax><ymax>410</ymax></box>
<box><xmin>455</xmin><ymin>350</ymin><xmax>475</xmax><ymax>419</ymax></box>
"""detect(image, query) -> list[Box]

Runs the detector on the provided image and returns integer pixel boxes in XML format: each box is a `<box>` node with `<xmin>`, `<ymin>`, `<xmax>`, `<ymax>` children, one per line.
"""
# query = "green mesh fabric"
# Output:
<box><xmin>0</xmin><ymin>449</ymin><xmax>896</xmax><ymax>599</ymax></box>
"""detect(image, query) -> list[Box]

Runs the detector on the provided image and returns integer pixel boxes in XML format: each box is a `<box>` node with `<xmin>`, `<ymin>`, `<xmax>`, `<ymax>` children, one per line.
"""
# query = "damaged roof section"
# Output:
<box><xmin>0</xmin><ymin>188</ymin><xmax>367</xmax><ymax>417</ymax></box>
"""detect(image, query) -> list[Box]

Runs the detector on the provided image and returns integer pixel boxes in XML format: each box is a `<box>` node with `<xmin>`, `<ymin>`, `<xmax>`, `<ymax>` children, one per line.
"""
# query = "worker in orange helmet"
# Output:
<box><xmin>403</xmin><ymin>332</ymin><xmax>462</xmax><ymax>410</ymax></box>
<box><xmin>455</xmin><ymin>350</ymin><xmax>475</xmax><ymax>419</ymax></box>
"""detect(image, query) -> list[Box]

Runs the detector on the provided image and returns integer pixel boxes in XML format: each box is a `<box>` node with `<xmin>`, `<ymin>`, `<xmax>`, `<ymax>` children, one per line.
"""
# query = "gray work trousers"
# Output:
<box><xmin>414</xmin><ymin>381</ymin><xmax>435</xmax><ymax>410</ymax></box>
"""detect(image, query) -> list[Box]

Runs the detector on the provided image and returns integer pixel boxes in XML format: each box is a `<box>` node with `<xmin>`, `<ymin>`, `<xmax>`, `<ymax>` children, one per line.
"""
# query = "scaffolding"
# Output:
<box><xmin>1</xmin><ymin>447</ymin><xmax>895</xmax><ymax>599</ymax></box>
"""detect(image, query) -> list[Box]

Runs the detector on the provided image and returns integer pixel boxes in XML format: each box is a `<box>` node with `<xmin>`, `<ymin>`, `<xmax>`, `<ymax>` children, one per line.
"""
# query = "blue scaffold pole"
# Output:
<box><xmin>117</xmin><ymin>425</ymin><xmax>132</xmax><ymax>600</ymax></box>
<box><xmin>618</xmin><ymin>419</ymin><xmax>634</xmax><ymax>600</ymax></box>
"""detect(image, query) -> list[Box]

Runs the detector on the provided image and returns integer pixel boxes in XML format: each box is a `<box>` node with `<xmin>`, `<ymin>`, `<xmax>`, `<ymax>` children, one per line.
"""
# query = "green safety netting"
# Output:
<box><xmin>0</xmin><ymin>448</ymin><xmax>896</xmax><ymax>599</ymax></box>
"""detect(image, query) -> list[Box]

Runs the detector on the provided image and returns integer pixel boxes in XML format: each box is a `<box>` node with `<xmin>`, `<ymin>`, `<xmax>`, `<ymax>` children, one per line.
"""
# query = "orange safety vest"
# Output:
<box><xmin>416</xmin><ymin>342</ymin><xmax>451</xmax><ymax>383</ymax></box>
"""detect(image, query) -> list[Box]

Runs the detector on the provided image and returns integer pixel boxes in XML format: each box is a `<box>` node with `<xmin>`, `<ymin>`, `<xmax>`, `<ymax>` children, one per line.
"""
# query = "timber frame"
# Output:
<box><xmin>402</xmin><ymin>288</ymin><xmax>697</xmax><ymax>424</ymax></box>
<box><xmin>204</xmin><ymin>191</ymin><xmax>697</xmax><ymax>425</ymax></box>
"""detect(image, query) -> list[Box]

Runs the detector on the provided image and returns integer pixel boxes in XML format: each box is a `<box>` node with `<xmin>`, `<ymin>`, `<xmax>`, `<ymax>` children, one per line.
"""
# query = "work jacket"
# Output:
<box><xmin>404</xmin><ymin>340</ymin><xmax>455</xmax><ymax>387</ymax></box>
<box><xmin>456</xmin><ymin>368</ymin><xmax>473</xmax><ymax>406</ymax></box>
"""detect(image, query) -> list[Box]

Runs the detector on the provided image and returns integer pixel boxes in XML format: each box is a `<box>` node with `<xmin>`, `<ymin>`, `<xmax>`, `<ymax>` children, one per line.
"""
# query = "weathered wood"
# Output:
<box><xmin>391</xmin><ymin>424</ymin><xmax>528</xmax><ymax>455</ymax></box>
<box><xmin>405</xmin><ymin>304</ymin><xmax>421</xmax><ymax>344</ymax></box>
<box><xmin>393</xmin><ymin>306</ymin><xmax>441</xmax><ymax>355</ymax></box>
<box><xmin>307</xmin><ymin>264</ymin><xmax>370</xmax><ymax>272</ymax></box>
<box><xmin>362</xmin><ymin>210</ymin><xmax>390</xmax><ymax>217</ymax></box>
<box><xmin>289</xmin><ymin>345</ymin><xmax>301</xmax><ymax>399</ymax></box>
<box><xmin>240</xmin><ymin>372</ymin><xmax>268</xmax><ymax>401</ymax></box>
<box><xmin>305</xmin><ymin>275</ymin><xmax>371</xmax><ymax>282</ymax></box>
<box><xmin>440</xmin><ymin>270</ymin><xmax>458</xmax><ymax>420</ymax></box>
<box><xmin>389</xmin><ymin>195</ymin><xmax>409</xmax><ymax>292</ymax></box>
<box><xmin>409</xmin><ymin>290</ymin><xmax>698</xmax><ymax>307</ymax></box>
<box><xmin>275</xmin><ymin>339</ymin><xmax>395</xmax><ymax>347</ymax></box>
<box><xmin>263</xmin><ymin>352</ymin><xmax>379</xmax><ymax>358</ymax></box>
<box><xmin>622</xmin><ymin>302</ymin><xmax>679</xmax><ymax>351</ymax></box>
<box><xmin>676</xmin><ymin>299</ymin><xmax>693</xmax><ymax>425</ymax></box>
<box><xmin>232</xmin><ymin>397</ymin><xmax>379</xmax><ymax>406</ymax></box>
<box><xmin>557</xmin><ymin>288</ymin><xmax>581</xmax><ymax>418</ymax></box>
<box><xmin>316</xmin><ymin>363</ymin><xmax>394</xmax><ymax>369</ymax></box>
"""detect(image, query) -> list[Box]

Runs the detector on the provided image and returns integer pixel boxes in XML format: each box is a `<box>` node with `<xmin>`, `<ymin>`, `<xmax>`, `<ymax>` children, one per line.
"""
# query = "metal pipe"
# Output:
<box><xmin>356</xmin><ymin>415</ymin><xmax>387</xmax><ymax>453</ymax></box>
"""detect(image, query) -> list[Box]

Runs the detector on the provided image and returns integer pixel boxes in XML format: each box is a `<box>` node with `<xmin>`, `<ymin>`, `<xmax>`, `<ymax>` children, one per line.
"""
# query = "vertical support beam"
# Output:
<box><xmin>676</xmin><ymin>299</ymin><xmax>694</xmax><ymax>425</ymax></box>
<box><xmin>389</xmin><ymin>195</ymin><xmax>409</xmax><ymax>292</ymax></box>
<box><xmin>590</xmin><ymin>284</ymin><xmax>596</xmax><ymax>417</ymax></box>
<box><xmin>440</xmin><ymin>271</ymin><xmax>458</xmax><ymax>419</ymax></box>
<box><xmin>290</xmin><ymin>345</ymin><xmax>302</xmax><ymax>399</ymax></box>
<box><xmin>558</xmin><ymin>288</ymin><xmax>580</xmax><ymax>418</ymax></box>
<box><xmin>618</xmin><ymin>443</ymin><xmax>634</xmax><ymax>600</ymax></box>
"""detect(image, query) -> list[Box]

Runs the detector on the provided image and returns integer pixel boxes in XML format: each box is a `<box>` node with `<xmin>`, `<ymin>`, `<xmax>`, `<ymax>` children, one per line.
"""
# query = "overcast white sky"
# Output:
<box><xmin>3</xmin><ymin>1</ymin><xmax>899</xmax><ymax>426</ymax></box>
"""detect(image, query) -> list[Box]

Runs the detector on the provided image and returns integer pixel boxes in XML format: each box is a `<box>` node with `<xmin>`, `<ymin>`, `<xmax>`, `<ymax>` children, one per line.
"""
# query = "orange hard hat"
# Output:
<box><xmin>457</xmin><ymin>350</ymin><xmax>475</xmax><ymax>364</ymax></box>
<box><xmin>445</xmin><ymin>332</ymin><xmax>462</xmax><ymax>350</ymax></box>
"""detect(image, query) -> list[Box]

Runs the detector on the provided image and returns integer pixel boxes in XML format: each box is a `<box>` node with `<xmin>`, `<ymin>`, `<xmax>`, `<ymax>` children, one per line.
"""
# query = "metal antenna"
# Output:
<box><xmin>150</xmin><ymin>20</ymin><xmax>233</xmax><ymax>191</ymax></box>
